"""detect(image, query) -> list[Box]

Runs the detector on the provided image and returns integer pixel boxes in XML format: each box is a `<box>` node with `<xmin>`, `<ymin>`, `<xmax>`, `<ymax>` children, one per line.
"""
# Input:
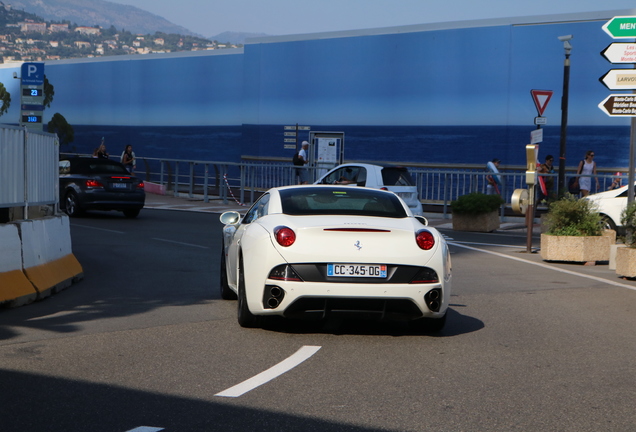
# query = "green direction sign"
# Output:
<box><xmin>603</xmin><ymin>16</ymin><xmax>636</xmax><ymax>39</ymax></box>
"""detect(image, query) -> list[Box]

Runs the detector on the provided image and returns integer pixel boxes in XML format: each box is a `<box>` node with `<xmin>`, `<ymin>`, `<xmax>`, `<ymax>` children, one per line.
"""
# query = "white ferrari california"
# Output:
<box><xmin>219</xmin><ymin>185</ymin><xmax>451</xmax><ymax>332</ymax></box>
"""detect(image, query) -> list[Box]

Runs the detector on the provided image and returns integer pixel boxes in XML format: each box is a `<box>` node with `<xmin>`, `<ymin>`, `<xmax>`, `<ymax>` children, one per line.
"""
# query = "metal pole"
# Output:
<box><xmin>558</xmin><ymin>51</ymin><xmax>571</xmax><ymax>198</ymax></box>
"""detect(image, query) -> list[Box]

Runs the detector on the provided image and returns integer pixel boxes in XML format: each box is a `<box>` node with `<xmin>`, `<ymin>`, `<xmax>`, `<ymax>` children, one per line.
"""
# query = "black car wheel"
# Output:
<box><xmin>123</xmin><ymin>209</ymin><xmax>141</xmax><ymax>218</ymax></box>
<box><xmin>220</xmin><ymin>246</ymin><xmax>237</xmax><ymax>300</ymax></box>
<box><xmin>64</xmin><ymin>191</ymin><xmax>83</xmax><ymax>217</ymax></box>
<box><xmin>601</xmin><ymin>215</ymin><xmax>617</xmax><ymax>232</ymax></box>
<box><xmin>237</xmin><ymin>257</ymin><xmax>261</xmax><ymax>328</ymax></box>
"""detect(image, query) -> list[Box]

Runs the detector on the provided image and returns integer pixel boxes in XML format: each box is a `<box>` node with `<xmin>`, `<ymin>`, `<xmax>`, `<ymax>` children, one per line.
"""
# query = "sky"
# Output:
<box><xmin>105</xmin><ymin>0</ymin><xmax>636</xmax><ymax>38</ymax></box>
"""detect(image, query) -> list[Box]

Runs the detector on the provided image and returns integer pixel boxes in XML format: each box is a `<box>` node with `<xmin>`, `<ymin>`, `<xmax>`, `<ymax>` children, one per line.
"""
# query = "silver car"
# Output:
<box><xmin>315</xmin><ymin>163</ymin><xmax>424</xmax><ymax>216</ymax></box>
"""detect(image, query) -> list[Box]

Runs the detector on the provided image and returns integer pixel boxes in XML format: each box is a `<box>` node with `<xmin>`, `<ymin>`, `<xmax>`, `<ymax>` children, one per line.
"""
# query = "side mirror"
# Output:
<box><xmin>220</xmin><ymin>211</ymin><xmax>241</xmax><ymax>225</ymax></box>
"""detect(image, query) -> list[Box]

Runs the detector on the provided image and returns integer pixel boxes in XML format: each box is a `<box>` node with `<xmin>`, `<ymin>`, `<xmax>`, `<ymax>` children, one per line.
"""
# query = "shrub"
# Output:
<box><xmin>620</xmin><ymin>200</ymin><xmax>636</xmax><ymax>247</ymax></box>
<box><xmin>451</xmin><ymin>193</ymin><xmax>504</xmax><ymax>215</ymax></box>
<box><xmin>544</xmin><ymin>195</ymin><xmax>602</xmax><ymax>236</ymax></box>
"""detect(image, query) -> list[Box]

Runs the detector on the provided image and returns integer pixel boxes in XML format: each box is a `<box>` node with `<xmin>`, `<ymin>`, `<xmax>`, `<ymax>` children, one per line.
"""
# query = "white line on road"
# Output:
<box><xmin>125</xmin><ymin>427</ymin><xmax>164</xmax><ymax>432</ymax></box>
<box><xmin>215</xmin><ymin>345</ymin><xmax>322</xmax><ymax>398</ymax></box>
<box><xmin>449</xmin><ymin>241</ymin><xmax>636</xmax><ymax>291</ymax></box>
<box><xmin>152</xmin><ymin>237</ymin><xmax>209</xmax><ymax>249</ymax></box>
<box><xmin>70</xmin><ymin>223</ymin><xmax>124</xmax><ymax>234</ymax></box>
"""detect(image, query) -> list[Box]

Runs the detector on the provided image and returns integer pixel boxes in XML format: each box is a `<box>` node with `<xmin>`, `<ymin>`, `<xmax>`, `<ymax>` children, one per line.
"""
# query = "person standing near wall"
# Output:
<box><xmin>297</xmin><ymin>141</ymin><xmax>310</xmax><ymax>184</ymax></box>
<box><xmin>574</xmin><ymin>150</ymin><xmax>599</xmax><ymax>197</ymax></box>
<box><xmin>121</xmin><ymin>145</ymin><xmax>136</xmax><ymax>174</ymax></box>
<box><xmin>486</xmin><ymin>158</ymin><xmax>502</xmax><ymax>195</ymax></box>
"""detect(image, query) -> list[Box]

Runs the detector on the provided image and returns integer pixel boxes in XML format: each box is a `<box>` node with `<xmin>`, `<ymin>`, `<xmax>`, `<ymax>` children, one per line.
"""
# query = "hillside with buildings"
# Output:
<box><xmin>0</xmin><ymin>2</ymin><xmax>241</xmax><ymax>63</ymax></box>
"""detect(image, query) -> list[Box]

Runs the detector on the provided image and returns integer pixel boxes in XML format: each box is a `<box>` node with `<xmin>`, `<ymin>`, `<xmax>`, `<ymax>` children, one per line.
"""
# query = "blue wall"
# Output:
<box><xmin>0</xmin><ymin>12</ymin><xmax>631</xmax><ymax>166</ymax></box>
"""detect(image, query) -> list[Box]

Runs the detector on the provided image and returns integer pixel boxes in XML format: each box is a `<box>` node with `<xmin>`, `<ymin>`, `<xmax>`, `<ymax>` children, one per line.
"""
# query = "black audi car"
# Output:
<box><xmin>59</xmin><ymin>157</ymin><xmax>145</xmax><ymax>218</ymax></box>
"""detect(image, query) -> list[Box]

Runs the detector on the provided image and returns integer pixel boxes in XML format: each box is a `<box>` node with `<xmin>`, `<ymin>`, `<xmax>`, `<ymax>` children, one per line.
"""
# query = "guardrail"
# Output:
<box><xmin>60</xmin><ymin>153</ymin><xmax>626</xmax><ymax>218</ymax></box>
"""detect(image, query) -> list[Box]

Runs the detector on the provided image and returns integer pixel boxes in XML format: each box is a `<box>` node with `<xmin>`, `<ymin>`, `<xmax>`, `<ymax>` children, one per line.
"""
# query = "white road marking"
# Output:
<box><xmin>125</xmin><ymin>427</ymin><xmax>163</xmax><ymax>432</ymax></box>
<box><xmin>69</xmin><ymin>223</ymin><xmax>124</xmax><ymax>234</ymax></box>
<box><xmin>449</xmin><ymin>242</ymin><xmax>636</xmax><ymax>291</ymax></box>
<box><xmin>152</xmin><ymin>237</ymin><xmax>209</xmax><ymax>249</ymax></box>
<box><xmin>215</xmin><ymin>345</ymin><xmax>322</xmax><ymax>398</ymax></box>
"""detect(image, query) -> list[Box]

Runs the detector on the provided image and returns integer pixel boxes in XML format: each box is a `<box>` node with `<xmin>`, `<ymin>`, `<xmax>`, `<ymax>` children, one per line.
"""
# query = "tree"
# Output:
<box><xmin>44</xmin><ymin>75</ymin><xmax>54</xmax><ymax>108</ymax></box>
<box><xmin>0</xmin><ymin>82</ymin><xmax>11</xmax><ymax>117</ymax></box>
<box><xmin>47</xmin><ymin>113</ymin><xmax>74</xmax><ymax>148</ymax></box>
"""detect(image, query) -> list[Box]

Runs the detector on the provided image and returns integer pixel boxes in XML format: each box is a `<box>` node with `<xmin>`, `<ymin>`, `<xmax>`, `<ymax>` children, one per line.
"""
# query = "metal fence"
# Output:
<box><xmin>0</xmin><ymin>126</ymin><xmax>59</xmax><ymax>219</ymax></box>
<box><xmin>72</xmin><ymin>155</ymin><xmax>623</xmax><ymax>218</ymax></box>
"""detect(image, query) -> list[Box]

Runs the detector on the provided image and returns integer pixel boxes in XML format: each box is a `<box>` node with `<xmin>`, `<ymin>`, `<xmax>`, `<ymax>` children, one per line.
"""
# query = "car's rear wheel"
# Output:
<box><xmin>237</xmin><ymin>257</ymin><xmax>261</xmax><ymax>328</ymax></box>
<box><xmin>409</xmin><ymin>312</ymin><xmax>447</xmax><ymax>334</ymax></box>
<box><xmin>600</xmin><ymin>215</ymin><xmax>617</xmax><ymax>232</ymax></box>
<box><xmin>220</xmin><ymin>247</ymin><xmax>236</xmax><ymax>300</ymax></box>
<box><xmin>123</xmin><ymin>209</ymin><xmax>140</xmax><ymax>218</ymax></box>
<box><xmin>64</xmin><ymin>191</ymin><xmax>83</xmax><ymax>217</ymax></box>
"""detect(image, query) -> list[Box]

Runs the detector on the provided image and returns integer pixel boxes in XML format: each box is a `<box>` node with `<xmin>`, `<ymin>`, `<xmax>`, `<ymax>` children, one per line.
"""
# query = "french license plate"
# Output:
<box><xmin>111</xmin><ymin>182</ymin><xmax>127</xmax><ymax>189</ymax></box>
<box><xmin>327</xmin><ymin>264</ymin><xmax>387</xmax><ymax>278</ymax></box>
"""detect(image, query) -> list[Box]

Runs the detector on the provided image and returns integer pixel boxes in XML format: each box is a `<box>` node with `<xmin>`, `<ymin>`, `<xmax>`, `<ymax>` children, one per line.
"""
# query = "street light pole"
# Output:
<box><xmin>557</xmin><ymin>35</ymin><xmax>572</xmax><ymax>198</ymax></box>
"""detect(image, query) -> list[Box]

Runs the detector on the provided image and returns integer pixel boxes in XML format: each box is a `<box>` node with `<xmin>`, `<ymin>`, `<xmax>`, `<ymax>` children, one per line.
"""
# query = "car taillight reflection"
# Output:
<box><xmin>85</xmin><ymin>179</ymin><xmax>104</xmax><ymax>188</ymax></box>
<box><xmin>137</xmin><ymin>182</ymin><xmax>144</xmax><ymax>189</ymax></box>
<box><xmin>415</xmin><ymin>229</ymin><xmax>435</xmax><ymax>250</ymax></box>
<box><xmin>274</xmin><ymin>226</ymin><xmax>296</xmax><ymax>247</ymax></box>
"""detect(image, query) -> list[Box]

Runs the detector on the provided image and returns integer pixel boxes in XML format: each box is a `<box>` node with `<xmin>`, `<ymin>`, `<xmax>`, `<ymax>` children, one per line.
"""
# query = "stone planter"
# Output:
<box><xmin>615</xmin><ymin>246</ymin><xmax>636</xmax><ymax>278</ymax></box>
<box><xmin>452</xmin><ymin>210</ymin><xmax>500</xmax><ymax>233</ymax></box>
<box><xmin>540</xmin><ymin>233</ymin><xmax>611</xmax><ymax>263</ymax></box>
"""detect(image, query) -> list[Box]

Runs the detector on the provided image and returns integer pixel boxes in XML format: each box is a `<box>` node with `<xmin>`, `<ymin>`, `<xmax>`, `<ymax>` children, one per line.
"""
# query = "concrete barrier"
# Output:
<box><xmin>0</xmin><ymin>224</ymin><xmax>38</xmax><ymax>307</ymax></box>
<box><xmin>18</xmin><ymin>215</ymin><xmax>83</xmax><ymax>299</ymax></box>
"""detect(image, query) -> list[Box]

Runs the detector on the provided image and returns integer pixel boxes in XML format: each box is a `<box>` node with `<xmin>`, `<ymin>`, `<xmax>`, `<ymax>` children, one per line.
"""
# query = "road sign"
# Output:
<box><xmin>598</xmin><ymin>94</ymin><xmax>636</xmax><ymax>116</ymax></box>
<box><xmin>530</xmin><ymin>90</ymin><xmax>553</xmax><ymax>116</ymax></box>
<box><xmin>603</xmin><ymin>16</ymin><xmax>636</xmax><ymax>39</ymax></box>
<box><xmin>599</xmin><ymin>69</ymin><xmax>636</xmax><ymax>90</ymax></box>
<box><xmin>534</xmin><ymin>116</ymin><xmax>547</xmax><ymax>125</ymax></box>
<box><xmin>284</xmin><ymin>131</ymin><xmax>296</xmax><ymax>136</ymax></box>
<box><xmin>284</xmin><ymin>138</ymin><xmax>296</xmax><ymax>143</ymax></box>
<box><xmin>284</xmin><ymin>125</ymin><xmax>310</xmax><ymax>130</ymax></box>
<box><xmin>20</xmin><ymin>62</ymin><xmax>44</xmax><ymax>85</ymax></box>
<box><xmin>601</xmin><ymin>43</ymin><xmax>636</xmax><ymax>63</ymax></box>
<box><xmin>530</xmin><ymin>128</ymin><xmax>543</xmax><ymax>144</ymax></box>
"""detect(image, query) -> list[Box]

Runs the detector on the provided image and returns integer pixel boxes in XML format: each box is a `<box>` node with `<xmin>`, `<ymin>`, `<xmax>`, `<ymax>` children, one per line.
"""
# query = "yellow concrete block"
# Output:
<box><xmin>0</xmin><ymin>269</ymin><xmax>37</xmax><ymax>306</ymax></box>
<box><xmin>23</xmin><ymin>254</ymin><xmax>84</xmax><ymax>297</ymax></box>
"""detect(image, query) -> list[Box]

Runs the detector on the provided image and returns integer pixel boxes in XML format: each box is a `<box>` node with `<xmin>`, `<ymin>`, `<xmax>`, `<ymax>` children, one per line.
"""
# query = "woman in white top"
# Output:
<box><xmin>576</xmin><ymin>150</ymin><xmax>599</xmax><ymax>197</ymax></box>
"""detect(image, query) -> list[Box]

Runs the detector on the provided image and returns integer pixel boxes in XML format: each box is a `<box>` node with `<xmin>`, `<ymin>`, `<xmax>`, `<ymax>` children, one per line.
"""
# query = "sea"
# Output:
<box><xmin>68</xmin><ymin>124</ymin><xmax>633</xmax><ymax>169</ymax></box>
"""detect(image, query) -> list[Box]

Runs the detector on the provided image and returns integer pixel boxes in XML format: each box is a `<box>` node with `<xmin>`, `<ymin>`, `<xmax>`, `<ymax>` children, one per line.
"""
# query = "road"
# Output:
<box><xmin>1</xmin><ymin>209</ymin><xmax>635</xmax><ymax>432</ymax></box>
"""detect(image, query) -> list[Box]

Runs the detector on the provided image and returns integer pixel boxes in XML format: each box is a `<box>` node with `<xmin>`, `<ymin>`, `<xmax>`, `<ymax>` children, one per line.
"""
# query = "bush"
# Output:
<box><xmin>620</xmin><ymin>200</ymin><xmax>636</xmax><ymax>247</ymax></box>
<box><xmin>544</xmin><ymin>195</ymin><xmax>602</xmax><ymax>236</ymax></box>
<box><xmin>451</xmin><ymin>193</ymin><xmax>504</xmax><ymax>215</ymax></box>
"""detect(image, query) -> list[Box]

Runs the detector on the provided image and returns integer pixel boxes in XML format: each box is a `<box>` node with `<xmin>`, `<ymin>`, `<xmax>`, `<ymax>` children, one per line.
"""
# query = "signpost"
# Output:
<box><xmin>601</xmin><ymin>42</ymin><xmax>636</xmax><ymax>63</ymax></box>
<box><xmin>283</xmin><ymin>124</ymin><xmax>310</xmax><ymax>149</ymax></box>
<box><xmin>602</xmin><ymin>16</ymin><xmax>636</xmax><ymax>39</ymax></box>
<box><xmin>19</xmin><ymin>62</ymin><xmax>44</xmax><ymax>130</ymax></box>
<box><xmin>600</xmin><ymin>15</ymin><xmax>636</xmax><ymax>206</ymax></box>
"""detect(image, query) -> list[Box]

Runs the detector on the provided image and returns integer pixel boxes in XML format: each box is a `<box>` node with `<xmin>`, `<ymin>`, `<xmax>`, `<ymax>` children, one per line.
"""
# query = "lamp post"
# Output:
<box><xmin>557</xmin><ymin>35</ymin><xmax>572</xmax><ymax>198</ymax></box>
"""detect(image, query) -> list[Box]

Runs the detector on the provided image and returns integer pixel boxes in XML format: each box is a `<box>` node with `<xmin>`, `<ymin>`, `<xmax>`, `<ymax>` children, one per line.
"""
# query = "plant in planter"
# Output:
<box><xmin>540</xmin><ymin>195</ymin><xmax>611</xmax><ymax>262</ymax></box>
<box><xmin>451</xmin><ymin>193</ymin><xmax>504</xmax><ymax>232</ymax></box>
<box><xmin>616</xmin><ymin>200</ymin><xmax>636</xmax><ymax>277</ymax></box>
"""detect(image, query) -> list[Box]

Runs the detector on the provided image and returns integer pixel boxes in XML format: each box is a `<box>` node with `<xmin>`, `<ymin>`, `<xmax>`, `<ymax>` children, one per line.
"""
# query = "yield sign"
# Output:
<box><xmin>530</xmin><ymin>89</ymin><xmax>553</xmax><ymax>116</ymax></box>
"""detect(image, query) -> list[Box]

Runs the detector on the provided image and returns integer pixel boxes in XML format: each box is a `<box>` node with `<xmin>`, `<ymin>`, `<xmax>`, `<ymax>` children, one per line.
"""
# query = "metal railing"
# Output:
<box><xmin>61</xmin><ymin>153</ymin><xmax>627</xmax><ymax>217</ymax></box>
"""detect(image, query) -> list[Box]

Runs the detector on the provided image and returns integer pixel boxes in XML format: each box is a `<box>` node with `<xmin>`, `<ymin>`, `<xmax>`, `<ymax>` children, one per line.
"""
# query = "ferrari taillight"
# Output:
<box><xmin>137</xmin><ymin>181</ymin><xmax>144</xmax><ymax>189</ymax></box>
<box><xmin>415</xmin><ymin>229</ymin><xmax>435</xmax><ymax>250</ymax></box>
<box><xmin>85</xmin><ymin>179</ymin><xmax>104</xmax><ymax>188</ymax></box>
<box><xmin>274</xmin><ymin>226</ymin><xmax>296</xmax><ymax>247</ymax></box>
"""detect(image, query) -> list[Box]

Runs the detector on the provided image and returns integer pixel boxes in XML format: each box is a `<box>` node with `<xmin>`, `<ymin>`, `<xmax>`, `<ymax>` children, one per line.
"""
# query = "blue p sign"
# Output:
<box><xmin>20</xmin><ymin>62</ymin><xmax>44</xmax><ymax>85</ymax></box>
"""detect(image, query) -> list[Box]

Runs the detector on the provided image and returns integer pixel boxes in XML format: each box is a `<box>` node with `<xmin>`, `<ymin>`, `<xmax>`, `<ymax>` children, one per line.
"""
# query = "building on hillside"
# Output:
<box><xmin>49</xmin><ymin>24</ymin><xmax>69</xmax><ymax>33</ymax></box>
<box><xmin>74</xmin><ymin>41</ymin><xmax>91</xmax><ymax>48</ymax></box>
<box><xmin>20</xmin><ymin>22</ymin><xmax>46</xmax><ymax>33</ymax></box>
<box><xmin>75</xmin><ymin>27</ymin><xmax>100</xmax><ymax>36</ymax></box>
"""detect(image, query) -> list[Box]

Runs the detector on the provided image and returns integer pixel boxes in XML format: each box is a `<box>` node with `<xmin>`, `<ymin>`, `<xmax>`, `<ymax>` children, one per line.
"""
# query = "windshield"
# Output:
<box><xmin>280</xmin><ymin>187</ymin><xmax>408</xmax><ymax>218</ymax></box>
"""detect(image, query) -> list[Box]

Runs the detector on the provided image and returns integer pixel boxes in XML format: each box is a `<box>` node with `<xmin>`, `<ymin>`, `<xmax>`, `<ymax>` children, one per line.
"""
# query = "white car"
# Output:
<box><xmin>314</xmin><ymin>163</ymin><xmax>424</xmax><ymax>216</ymax></box>
<box><xmin>219</xmin><ymin>185</ymin><xmax>451</xmax><ymax>332</ymax></box>
<box><xmin>585</xmin><ymin>183</ymin><xmax>634</xmax><ymax>231</ymax></box>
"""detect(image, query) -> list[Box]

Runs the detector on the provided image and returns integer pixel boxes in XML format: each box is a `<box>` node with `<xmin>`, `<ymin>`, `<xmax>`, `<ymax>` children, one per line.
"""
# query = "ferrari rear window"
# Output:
<box><xmin>280</xmin><ymin>187</ymin><xmax>408</xmax><ymax>218</ymax></box>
